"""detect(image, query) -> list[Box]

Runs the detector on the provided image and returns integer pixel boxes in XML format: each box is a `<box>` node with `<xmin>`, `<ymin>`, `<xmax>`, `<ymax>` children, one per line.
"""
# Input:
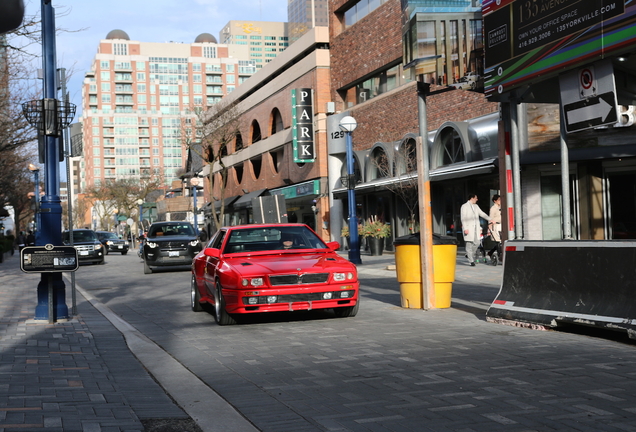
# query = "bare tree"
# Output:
<box><xmin>182</xmin><ymin>100</ymin><xmax>245</xmax><ymax>230</ymax></box>
<box><xmin>0</xmin><ymin>149</ymin><xmax>37</xmax><ymax>235</ymax></box>
<box><xmin>373</xmin><ymin>138</ymin><xmax>420</xmax><ymax>232</ymax></box>
<box><xmin>84</xmin><ymin>171</ymin><xmax>165</xmax><ymax>229</ymax></box>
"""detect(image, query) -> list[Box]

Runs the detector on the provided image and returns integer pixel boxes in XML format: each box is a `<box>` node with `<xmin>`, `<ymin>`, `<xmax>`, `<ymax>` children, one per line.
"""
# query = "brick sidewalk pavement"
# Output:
<box><xmin>0</xmin><ymin>254</ymin><xmax>190</xmax><ymax>432</ymax></box>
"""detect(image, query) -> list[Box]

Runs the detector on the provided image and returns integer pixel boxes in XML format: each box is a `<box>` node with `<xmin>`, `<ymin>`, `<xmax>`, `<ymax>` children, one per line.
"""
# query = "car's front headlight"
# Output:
<box><xmin>190</xmin><ymin>240</ymin><xmax>199</xmax><ymax>246</ymax></box>
<box><xmin>95</xmin><ymin>243</ymin><xmax>102</xmax><ymax>250</ymax></box>
<box><xmin>241</xmin><ymin>277</ymin><xmax>264</xmax><ymax>287</ymax></box>
<box><xmin>146</xmin><ymin>241</ymin><xmax>158</xmax><ymax>248</ymax></box>
<box><xmin>334</xmin><ymin>272</ymin><xmax>355</xmax><ymax>281</ymax></box>
<box><xmin>106</xmin><ymin>240</ymin><xmax>113</xmax><ymax>245</ymax></box>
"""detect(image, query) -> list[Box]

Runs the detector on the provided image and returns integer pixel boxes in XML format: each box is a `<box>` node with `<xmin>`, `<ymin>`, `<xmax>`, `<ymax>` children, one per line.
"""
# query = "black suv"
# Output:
<box><xmin>142</xmin><ymin>221</ymin><xmax>202</xmax><ymax>274</ymax></box>
<box><xmin>96</xmin><ymin>231</ymin><xmax>129</xmax><ymax>255</ymax></box>
<box><xmin>62</xmin><ymin>229</ymin><xmax>105</xmax><ymax>265</ymax></box>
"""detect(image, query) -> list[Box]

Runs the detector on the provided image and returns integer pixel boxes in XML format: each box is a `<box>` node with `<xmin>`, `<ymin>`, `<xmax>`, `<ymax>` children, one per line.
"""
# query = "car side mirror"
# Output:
<box><xmin>326</xmin><ymin>241</ymin><xmax>340</xmax><ymax>251</ymax></box>
<box><xmin>204</xmin><ymin>248</ymin><xmax>220</xmax><ymax>258</ymax></box>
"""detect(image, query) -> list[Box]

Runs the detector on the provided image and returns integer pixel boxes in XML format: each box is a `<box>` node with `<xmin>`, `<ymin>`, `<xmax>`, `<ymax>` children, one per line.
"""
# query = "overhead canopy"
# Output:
<box><xmin>430</xmin><ymin>158</ymin><xmax>497</xmax><ymax>181</ymax></box>
<box><xmin>233</xmin><ymin>189</ymin><xmax>268</xmax><ymax>209</ymax></box>
<box><xmin>331</xmin><ymin>158</ymin><xmax>497</xmax><ymax>196</ymax></box>
<box><xmin>213</xmin><ymin>195</ymin><xmax>239</xmax><ymax>211</ymax></box>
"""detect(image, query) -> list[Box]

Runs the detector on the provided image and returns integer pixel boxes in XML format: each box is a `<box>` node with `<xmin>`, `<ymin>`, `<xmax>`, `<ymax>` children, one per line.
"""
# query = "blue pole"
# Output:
<box><xmin>35</xmin><ymin>0</ymin><xmax>68</xmax><ymax>321</ymax></box>
<box><xmin>346</xmin><ymin>131</ymin><xmax>361</xmax><ymax>265</ymax></box>
<box><xmin>192</xmin><ymin>186</ymin><xmax>198</xmax><ymax>234</ymax></box>
<box><xmin>33</xmin><ymin>169</ymin><xmax>40</xmax><ymax>239</ymax></box>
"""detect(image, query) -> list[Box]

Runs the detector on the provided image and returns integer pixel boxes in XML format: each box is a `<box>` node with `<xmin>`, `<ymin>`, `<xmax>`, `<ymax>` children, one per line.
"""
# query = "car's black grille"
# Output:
<box><xmin>159</xmin><ymin>241</ymin><xmax>188</xmax><ymax>250</ymax></box>
<box><xmin>269</xmin><ymin>273</ymin><xmax>329</xmax><ymax>286</ymax></box>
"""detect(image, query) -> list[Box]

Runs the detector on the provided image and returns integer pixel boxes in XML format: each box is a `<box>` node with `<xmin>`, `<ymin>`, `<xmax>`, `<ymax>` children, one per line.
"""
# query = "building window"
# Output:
<box><xmin>203</xmin><ymin>46</ymin><xmax>216</xmax><ymax>58</ymax></box>
<box><xmin>113</xmin><ymin>43</ymin><xmax>128</xmax><ymax>56</ymax></box>
<box><xmin>100</xmin><ymin>61</ymin><xmax>110</xmax><ymax>69</ymax></box>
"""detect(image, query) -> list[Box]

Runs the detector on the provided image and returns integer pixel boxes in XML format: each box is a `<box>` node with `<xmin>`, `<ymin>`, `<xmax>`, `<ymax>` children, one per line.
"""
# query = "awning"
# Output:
<box><xmin>233</xmin><ymin>189</ymin><xmax>268</xmax><ymax>209</ymax></box>
<box><xmin>430</xmin><ymin>158</ymin><xmax>497</xmax><ymax>181</ymax></box>
<box><xmin>213</xmin><ymin>195</ymin><xmax>239</xmax><ymax>211</ymax></box>
<box><xmin>331</xmin><ymin>158</ymin><xmax>497</xmax><ymax>195</ymax></box>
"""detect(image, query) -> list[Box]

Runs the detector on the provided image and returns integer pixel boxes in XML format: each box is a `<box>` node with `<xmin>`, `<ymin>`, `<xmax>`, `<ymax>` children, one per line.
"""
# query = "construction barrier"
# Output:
<box><xmin>487</xmin><ymin>240</ymin><xmax>636</xmax><ymax>338</ymax></box>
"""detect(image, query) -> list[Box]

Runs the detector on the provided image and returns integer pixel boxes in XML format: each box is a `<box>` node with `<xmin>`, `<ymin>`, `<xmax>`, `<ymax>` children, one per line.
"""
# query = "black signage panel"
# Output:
<box><xmin>292</xmin><ymin>88</ymin><xmax>315</xmax><ymax>163</ymax></box>
<box><xmin>512</xmin><ymin>0</ymin><xmax>624</xmax><ymax>59</ymax></box>
<box><xmin>21</xmin><ymin>245</ymin><xmax>79</xmax><ymax>273</ymax></box>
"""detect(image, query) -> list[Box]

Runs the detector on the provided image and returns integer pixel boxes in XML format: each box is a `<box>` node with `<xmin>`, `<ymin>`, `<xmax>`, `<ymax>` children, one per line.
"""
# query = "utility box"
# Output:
<box><xmin>252</xmin><ymin>195</ymin><xmax>288</xmax><ymax>224</ymax></box>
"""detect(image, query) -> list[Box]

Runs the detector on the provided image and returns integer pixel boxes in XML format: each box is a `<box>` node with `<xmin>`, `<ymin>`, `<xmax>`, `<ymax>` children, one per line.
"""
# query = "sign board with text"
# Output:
<box><xmin>291</xmin><ymin>88</ymin><xmax>316</xmax><ymax>163</ymax></box>
<box><xmin>20</xmin><ymin>245</ymin><xmax>79</xmax><ymax>273</ymax></box>
<box><xmin>559</xmin><ymin>60</ymin><xmax>618</xmax><ymax>133</ymax></box>
<box><xmin>483</xmin><ymin>0</ymin><xmax>635</xmax><ymax>98</ymax></box>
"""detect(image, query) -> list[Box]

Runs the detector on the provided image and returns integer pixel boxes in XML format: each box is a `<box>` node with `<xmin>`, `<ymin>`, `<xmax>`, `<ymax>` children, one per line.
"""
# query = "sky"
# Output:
<box><xmin>22</xmin><ymin>0</ymin><xmax>289</xmax><ymax>114</ymax></box>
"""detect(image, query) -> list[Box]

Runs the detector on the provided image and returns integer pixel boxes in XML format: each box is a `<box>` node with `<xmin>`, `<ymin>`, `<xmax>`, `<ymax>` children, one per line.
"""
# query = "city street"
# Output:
<box><xmin>63</xmin><ymin>252</ymin><xmax>636</xmax><ymax>432</ymax></box>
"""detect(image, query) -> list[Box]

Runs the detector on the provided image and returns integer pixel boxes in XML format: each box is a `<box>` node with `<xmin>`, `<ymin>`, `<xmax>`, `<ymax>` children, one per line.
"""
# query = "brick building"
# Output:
<box><xmin>326</xmin><ymin>0</ymin><xmax>499</xmax><ymax>250</ymax></box>
<box><xmin>201</xmin><ymin>27</ymin><xmax>333</xmax><ymax>240</ymax></box>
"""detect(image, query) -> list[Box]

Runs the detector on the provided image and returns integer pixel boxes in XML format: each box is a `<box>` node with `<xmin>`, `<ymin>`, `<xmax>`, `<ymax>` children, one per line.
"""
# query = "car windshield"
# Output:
<box><xmin>148</xmin><ymin>223</ymin><xmax>195</xmax><ymax>237</ymax></box>
<box><xmin>65</xmin><ymin>230</ymin><xmax>97</xmax><ymax>242</ymax></box>
<box><xmin>100</xmin><ymin>232</ymin><xmax>118</xmax><ymax>240</ymax></box>
<box><xmin>223</xmin><ymin>226</ymin><xmax>327</xmax><ymax>254</ymax></box>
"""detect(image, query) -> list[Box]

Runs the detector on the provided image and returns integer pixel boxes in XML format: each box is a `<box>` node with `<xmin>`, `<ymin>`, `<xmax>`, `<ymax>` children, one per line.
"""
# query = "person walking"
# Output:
<box><xmin>486</xmin><ymin>194</ymin><xmax>502</xmax><ymax>264</ymax></box>
<box><xmin>26</xmin><ymin>230</ymin><xmax>35</xmax><ymax>246</ymax></box>
<box><xmin>15</xmin><ymin>231</ymin><xmax>26</xmax><ymax>252</ymax></box>
<box><xmin>460</xmin><ymin>193</ymin><xmax>491</xmax><ymax>266</ymax></box>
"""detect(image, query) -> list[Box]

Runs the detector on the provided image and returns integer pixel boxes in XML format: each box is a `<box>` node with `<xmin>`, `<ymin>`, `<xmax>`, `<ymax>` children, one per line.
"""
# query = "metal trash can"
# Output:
<box><xmin>393</xmin><ymin>233</ymin><xmax>458</xmax><ymax>309</ymax></box>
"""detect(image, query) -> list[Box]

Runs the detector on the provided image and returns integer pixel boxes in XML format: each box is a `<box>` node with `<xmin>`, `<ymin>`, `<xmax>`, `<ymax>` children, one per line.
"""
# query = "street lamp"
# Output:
<box><xmin>137</xmin><ymin>199</ymin><xmax>144</xmax><ymax>234</ymax></box>
<box><xmin>338</xmin><ymin>116</ymin><xmax>361</xmax><ymax>265</ymax></box>
<box><xmin>190</xmin><ymin>178</ymin><xmax>199</xmax><ymax>234</ymax></box>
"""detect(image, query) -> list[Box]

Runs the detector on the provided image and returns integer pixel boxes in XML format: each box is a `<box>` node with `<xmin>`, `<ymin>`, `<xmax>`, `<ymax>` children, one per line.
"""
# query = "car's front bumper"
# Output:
<box><xmin>223</xmin><ymin>283</ymin><xmax>360</xmax><ymax>314</ymax></box>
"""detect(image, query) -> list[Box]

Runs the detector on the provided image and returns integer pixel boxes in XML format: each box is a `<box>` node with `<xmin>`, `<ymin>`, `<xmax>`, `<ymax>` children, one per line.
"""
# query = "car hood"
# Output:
<box><xmin>224</xmin><ymin>252</ymin><xmax>354</xmax><ymax>276</ymax></box>
<box><xmin>147</xmin><ymin>235</ymin><xmax>197</xmax><ymax>242</ymax></box>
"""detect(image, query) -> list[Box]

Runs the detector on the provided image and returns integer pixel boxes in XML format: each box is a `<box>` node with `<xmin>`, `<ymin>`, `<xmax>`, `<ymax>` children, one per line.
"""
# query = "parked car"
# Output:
<box><xmin>96</xmin><ymin>231</ymin><xmax>129</xmax><ymax>255</ymax></box>
<box><xmin>62</xmin><ymin>229</ymin><xmax>104</xmax><ymax>265</ymax></box>
<box><xmin>191</xmin><ymin>223</ymin><xmax>360</xmax><ymax>325</ymax></box>
<box><xmin>142</xmin><ymin>221</ymin><xmax>201</xmax><ymax>274</ymax></box>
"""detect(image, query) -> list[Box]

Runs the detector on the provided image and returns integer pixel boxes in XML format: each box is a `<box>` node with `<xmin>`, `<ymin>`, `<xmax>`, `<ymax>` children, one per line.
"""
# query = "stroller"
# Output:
<box><xmin>480</xmin><ymin>228</ymin><xmax>502</xmax><ymax>266</ymax></box>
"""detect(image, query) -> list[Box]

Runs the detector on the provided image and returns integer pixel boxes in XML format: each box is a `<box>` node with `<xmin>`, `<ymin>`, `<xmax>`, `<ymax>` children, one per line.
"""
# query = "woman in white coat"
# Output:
<box><xmin>460</xmin><ymin>193</ymin><xmax>491</xmax><ymax>266</ymax></box>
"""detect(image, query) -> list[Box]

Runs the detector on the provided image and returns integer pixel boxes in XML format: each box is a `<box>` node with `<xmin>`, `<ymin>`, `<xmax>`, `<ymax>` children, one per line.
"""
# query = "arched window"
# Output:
<box><xmin>234</xmin><ymin>163</ymin><xmax>243</xmax><ymax>184</ymax></box>
<box><xmin>340</xmin><ymin>155</ymin><xmax>363</xmax><ymax>187</ymax></box>
<box><xmin>440</xmin><ymin>128</ymin><xmax>465</xmax><ymax>165</ymax></box>
<box><xmin>369</xmin><ymin>147</ymin><xmax>390</xmax><ymax>180</ymax></box>
<box><xmin>250</xmin><ymin>156</ymin><xmax>262</xmax><ymax>179</ymax></box>
<box><xmin>396</xmin><ymin>138</ymin><xmax>417</xmax><ymax>175</ymax></box>
<box><xmin>270</xmin><ymin>108</ymin><xmax>283</xmax><ymax>134</ymax></box>
<box><xmin>270</xmin><ymin>147</ymin><xmax>284</xmax><ymax>174</ymax></box>
<box><xmin>234</xmin><ymin>133</ymin><xmax>243</xmax><ymax>152</ymax></box>
<box><xmin>251</xmin><ymin>120</ymin><xmax>262</xmax><ymax>144</ymax></box>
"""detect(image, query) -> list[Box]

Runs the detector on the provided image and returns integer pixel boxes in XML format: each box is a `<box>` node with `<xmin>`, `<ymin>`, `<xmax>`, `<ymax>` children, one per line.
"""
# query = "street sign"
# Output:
<box><xmin>560</xmin><ymin>60</ymin><xmax>618</xmax><ymax>133</ymax></box>
<box><xmin>20</xmin><ymin>245</ymin><xmax>79</xmax><ymax>273</ymax></box>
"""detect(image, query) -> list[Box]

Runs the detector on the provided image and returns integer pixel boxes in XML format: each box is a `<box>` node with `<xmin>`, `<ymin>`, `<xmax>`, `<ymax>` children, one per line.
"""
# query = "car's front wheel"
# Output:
<box><xmin>214</xmin><ymin>282</ymin><xmax>236</xmax><ymax>326</ymax></box>
<box><xmin>334</xmin><ymin>299</ymin><xmax>359</xmax><ymax>318</ymax></box>
<box><xmin>143</xmin><ymin>259</ymin><xmax>153</xmax><ymax>274</ymax></box>
<box><xmin>191</xmin><ymin>276</ymin><xmax>203</xmax><ymax>312</ymax></box>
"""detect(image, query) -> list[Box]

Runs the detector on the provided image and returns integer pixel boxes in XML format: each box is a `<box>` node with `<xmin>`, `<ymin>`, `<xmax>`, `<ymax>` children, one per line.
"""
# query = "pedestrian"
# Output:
<box><xmin>198</xmin><ymin>227</ymin><xmax>208</xmax><ymax>243</ymax></box>
<box><xmin>487</xmin><ymin>194</ymin><xmax>502</xmax><ymax>262</ymax></box>
<box><xmin>15</xmin><ymin>231</ymin><xmax>26</xmax><ymax>251</ymax></box>
<box><xmin>460</xmin><ymin>193</ymin><xmax>491</xmax><ymax>266</ymax></box>
<box><xmin>26</xmin><ymin>230</ymin><xmax>35</xmax><ymax>246</ymax></box>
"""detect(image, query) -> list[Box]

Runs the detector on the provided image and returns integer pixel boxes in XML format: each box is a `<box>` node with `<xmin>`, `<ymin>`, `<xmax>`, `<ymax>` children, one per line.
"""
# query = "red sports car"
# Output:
<box><xmin>191</xmin><ymin>224</ymin><xmax>360</xmax><ymax>325</ymax></box>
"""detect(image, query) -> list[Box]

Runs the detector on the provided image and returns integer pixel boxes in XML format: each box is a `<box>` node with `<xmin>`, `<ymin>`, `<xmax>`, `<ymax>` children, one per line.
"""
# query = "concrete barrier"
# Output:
<box><xmin>487</xmin><ymin>240</ymin><xmax>636</xmax><ymax>338</ymax></box>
